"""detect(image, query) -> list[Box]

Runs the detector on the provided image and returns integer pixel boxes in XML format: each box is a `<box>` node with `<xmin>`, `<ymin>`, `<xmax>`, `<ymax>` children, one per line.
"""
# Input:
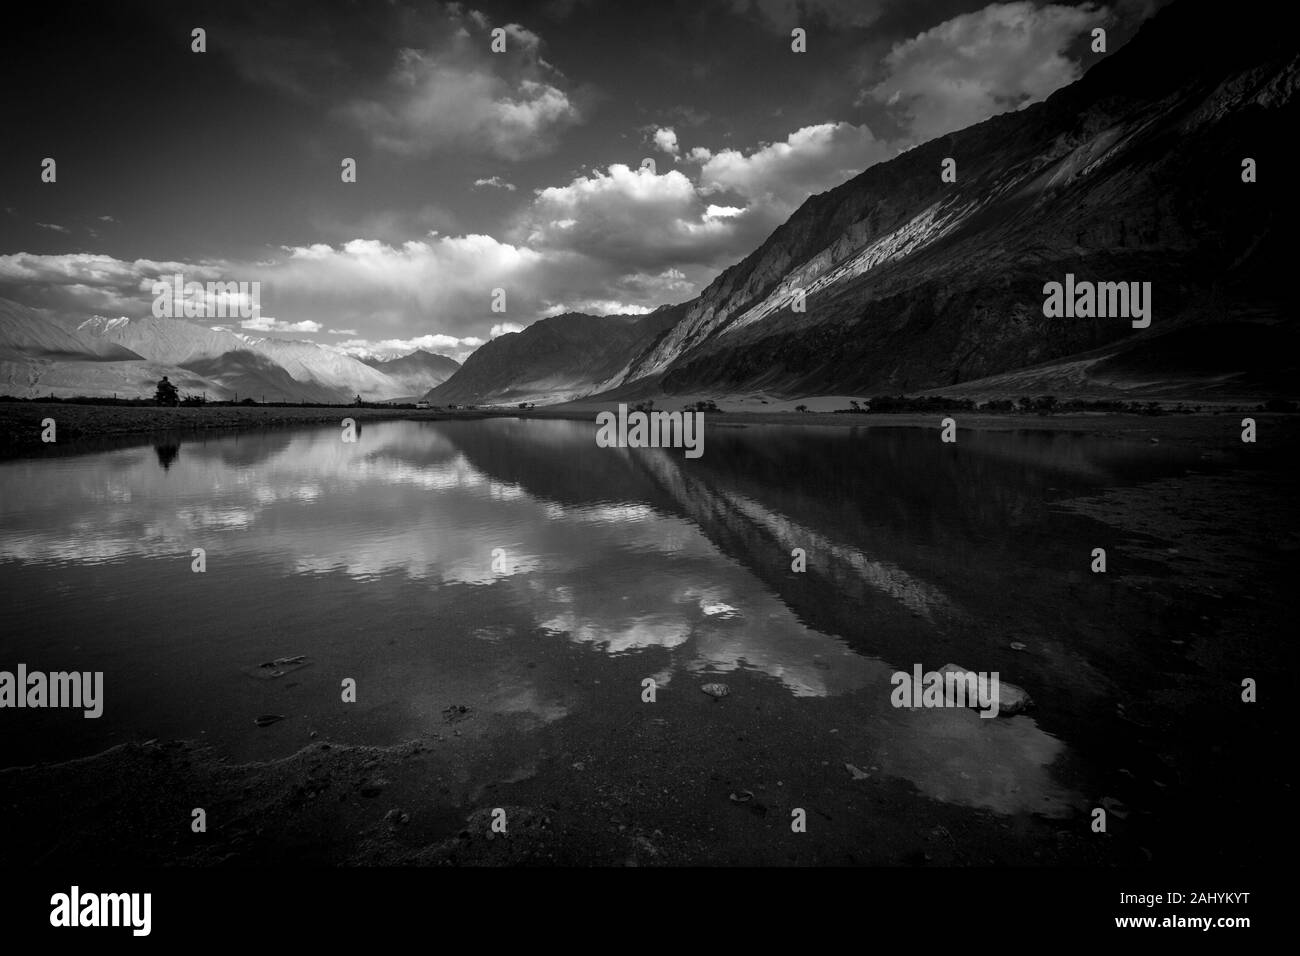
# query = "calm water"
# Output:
<box><xmin>0</xmin><ymin>418</ymin><xmax>1232</xmax><ymax>822</ymax></box>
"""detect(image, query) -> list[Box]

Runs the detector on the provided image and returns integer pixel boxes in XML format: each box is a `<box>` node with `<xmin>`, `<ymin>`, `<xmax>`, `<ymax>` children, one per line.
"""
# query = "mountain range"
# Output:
<box><xmin>0</xmin><ymin>307</ymin><xmax>459</xmax><ymax>403</ymax></box>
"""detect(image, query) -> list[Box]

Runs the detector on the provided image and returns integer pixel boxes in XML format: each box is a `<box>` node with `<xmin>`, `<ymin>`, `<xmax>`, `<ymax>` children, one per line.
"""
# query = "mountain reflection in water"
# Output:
<box><xmin>0</xmin><ymin>418</ymin><xmax>1206</xmax><ymax>817</ymax></box>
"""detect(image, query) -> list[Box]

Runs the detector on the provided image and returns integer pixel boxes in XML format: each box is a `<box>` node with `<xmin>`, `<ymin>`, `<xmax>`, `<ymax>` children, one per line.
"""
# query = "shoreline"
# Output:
<box><xmin>0</xmin><ymin>403</ymin><xmax>490</xmax><ymax>460</ymax></box>
<box><xmin>2</xmin><ymin>400</ymin><xmax>1294</xmax><ymax>460</ymax></box>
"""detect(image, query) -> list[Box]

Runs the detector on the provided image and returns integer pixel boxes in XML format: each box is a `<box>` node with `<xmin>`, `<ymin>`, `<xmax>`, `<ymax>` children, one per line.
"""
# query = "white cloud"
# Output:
<box><xmin>0</xmin><ymin>236</ymin><xmax>687</xmax><ymax>350</ymax></box>
<box><xmin>490</xmin><ymin>322</ymin><xmax>525</xmax><ymax>337</ymax></box>
<box><xmin>3</xmin><ymin>101</ymin><xmax>921</xmax><ymax>354</ymax></box>
<box><xmin>0</xmin><ymin>253</ymin><xmax>232</xmax><ymax>315</ymax></box>
<box><xmin>269</xmin><ymin>235</ymin><xmax>549</xmax><ymax>331</ymax></box>
<box><xmin>653</xmin><ymin>127</ymin><xmax>679</xmax><ymax>156</ymax></box>
<box><xmin>704</xmin><ymin>204</ymin><xmax>744</xmax><ymax>219</ymax></box>
<box><xmin>699</xmin><ymin>122</ymin><xmax>889</xmax><ymax>210</ymax></box>
<box><xmin>473</xmin><ymin>176</ymin><xmax>518</xmax><ymax>191</ymax></box>
<box><xmin>240</xmin><ymin>317</ymin><xmax>323</xmax><ymax>332</ymax></box>
<box><xmin>341</xmin><ymin>11</ymin><xmax>582</xmax><ymax>160</ymax></box>
<box><xmin>617</xmin><ymin>267</ymin><xmax>694</xmax><ymax>299</ymax></box>
<box><xmin>518</xmin><ymin>163</ymin><xmax>741</xmax><ymax>268</ymax></box>
<box><xmin>869</xmin><ymin>2</ymin><xmax>1104</xmax><ymax>142</ymax></box>
<box><xmin>539</xmin><ymin>300</ymin><xmax>651</xmax><ymax>317</ymax></box>
<box><xmin>36</xmin><ymin>223</ymin><xmax>69</xmax><ymax>233</ymax></box>
<box><xmin>329</xmin><ymin>332</ymin><xmax>483</xmax><ymax>362</ymax></box>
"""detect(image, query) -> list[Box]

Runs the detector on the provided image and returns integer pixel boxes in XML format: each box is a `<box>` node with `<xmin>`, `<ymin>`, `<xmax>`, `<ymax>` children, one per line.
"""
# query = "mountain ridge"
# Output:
<box><xmin>425</xmin><ymin>306</ymin><xmax>683</xmax><ymax>405</ymax></box>
<box><xmin>586</xmin><ymin>0</ymin><xmax>1295</xmax><ymax>401</ymax></box>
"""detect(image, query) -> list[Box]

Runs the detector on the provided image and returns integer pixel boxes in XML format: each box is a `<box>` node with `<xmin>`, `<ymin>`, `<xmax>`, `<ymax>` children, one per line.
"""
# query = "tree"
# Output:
<box><xmin>154</xmin><ymin>376</ymin><xmax>179</xmax><ymax>407</ymax></box>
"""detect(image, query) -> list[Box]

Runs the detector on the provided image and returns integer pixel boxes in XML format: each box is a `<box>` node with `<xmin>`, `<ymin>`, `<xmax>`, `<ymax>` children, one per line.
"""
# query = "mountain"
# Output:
<box><xmin>178</xmin><ymin>349</ymin><xmax>345</xmax><ymax>404</ymax></box>
<box><xmin>76</xmin><ymin>315</ymin><xmax>249</xmax><ymax>366</ymax></box>
<box><xmin>362</xmin><ymin>349</ymin><xmax>461</xmax><ymax>397</ymax></box>
<box><xmin>71</xmin><ymin>315</ymin><xmax>407</xmax><ymax>402</ymax></box>
<box><xmin>0</xmin><ymin>298</ymin><xmax>215</xmax><ymax>399</ymax></box>
<box><xmin>1</xmin><ymin>308</ymin><xmax>410</xmax><ymax>402</ymax></box>
<box><xmin>588</xmin><ymin>0</ymin><xmax>1295</xmax><ymax>401</ymax></box>
<box><xmin>424</xmin><ymin>306</ymin><xmax>683</xmax><ymax>405</ymax></box>
<box><xmin>237</xmin><ymin>336</ymin><xmax>404</xmax><ymax>401</ymax></box>
<box><xmin>1</xmin><ymin>301</ymin><xmax>142</xmax><ymax>361</ymax></box>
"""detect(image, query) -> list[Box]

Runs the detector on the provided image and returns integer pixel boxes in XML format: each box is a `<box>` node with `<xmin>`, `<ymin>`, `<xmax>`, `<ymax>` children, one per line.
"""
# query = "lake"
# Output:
<box><xmin>0</xmin><ymin>416</ymin><xmax>1288</xmax><ymax>864</ymax></box>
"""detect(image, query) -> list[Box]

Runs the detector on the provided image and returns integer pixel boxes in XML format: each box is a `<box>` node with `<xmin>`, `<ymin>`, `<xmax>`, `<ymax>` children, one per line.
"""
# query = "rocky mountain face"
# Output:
<box><xmin>425</xmin><ymin>306</ymin><xmax>683</xmax><ymax>405</ymax></box>
<box><xmin>362</xmin><ymin>349</ymin><xmax>461</xmax><ymax>397</ymax></box>
<box><xmin>590</xmin><ymin>0</ymin><xmax>1295</xmax><ymax>400</ymax></box>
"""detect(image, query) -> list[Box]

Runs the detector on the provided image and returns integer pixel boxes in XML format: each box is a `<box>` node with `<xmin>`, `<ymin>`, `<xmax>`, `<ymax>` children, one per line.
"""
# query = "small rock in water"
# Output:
<box><xmin>701</xmin><ymin>683</ymin><xmax>730</xmax><ymax>698</ymax></box>
<box><xmin>384</xmin><ymin>808</ymin><xmax>410</xmax><ymax>826</ymax></box>
<box><xmin>729</xmin><ymin>790</ymin><xmax>755</xmax><ymax>803</ymax></box>
<box><xmin>845</xmin><ymin>763</ymin><xmax>870</xmax><ymax>780</ymax></box>
<box><xmin>253</xmin><ymin>714</ymin><xmax>287</xmax><ymax>728</ymax></box>
<box><xmin>939</xmin><ymin>663</ymin><xmax>1032</xmax><ymax>715</ymax></box>
<box><xmin>1009</xmin><ymin>642</ymin><xmax>1027</xmax><ymax>651</ymax></box>
<box><xmin>259</xmin><ymin>654</ymin><xmax>307</xmax><ymax>668</ymax></box>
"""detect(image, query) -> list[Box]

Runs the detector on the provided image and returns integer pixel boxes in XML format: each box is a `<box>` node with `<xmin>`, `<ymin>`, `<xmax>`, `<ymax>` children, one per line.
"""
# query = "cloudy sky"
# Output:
<box><xmin>0</xmin><ymin>0</ymin><xmax>1162</xmax><ymax>360</ymax></box>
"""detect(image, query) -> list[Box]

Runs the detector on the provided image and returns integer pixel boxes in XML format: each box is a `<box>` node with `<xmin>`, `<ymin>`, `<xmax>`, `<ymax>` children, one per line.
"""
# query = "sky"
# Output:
<box><xmin>0</xmin><ymin>0</ymin><xmax>1163</xmax><ymax>360</ymax></box>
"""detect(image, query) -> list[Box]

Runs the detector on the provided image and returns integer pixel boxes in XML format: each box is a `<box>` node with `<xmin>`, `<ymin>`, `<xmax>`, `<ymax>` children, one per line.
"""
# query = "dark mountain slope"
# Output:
<box><xmin>426</xmin><ymin>305</ymin><xmax>684</xmax><ymax>405</ymax></box>
<box><xmin>599</xmin><ymin>0</ymin><xmax>1295</xmax><ymax>399</ymax></box>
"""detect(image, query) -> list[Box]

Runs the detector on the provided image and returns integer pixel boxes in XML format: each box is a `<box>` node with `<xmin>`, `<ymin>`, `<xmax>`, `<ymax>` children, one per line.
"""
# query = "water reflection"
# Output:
<box><xmin>0</xmin><ymin>418</ymin><xmax>1206</xmax><ymax>816</ymax></box>
<box><xmin>154</xmin><ymin>443</ymin><xmax>179</xmax><ymax>471</ymax></box>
